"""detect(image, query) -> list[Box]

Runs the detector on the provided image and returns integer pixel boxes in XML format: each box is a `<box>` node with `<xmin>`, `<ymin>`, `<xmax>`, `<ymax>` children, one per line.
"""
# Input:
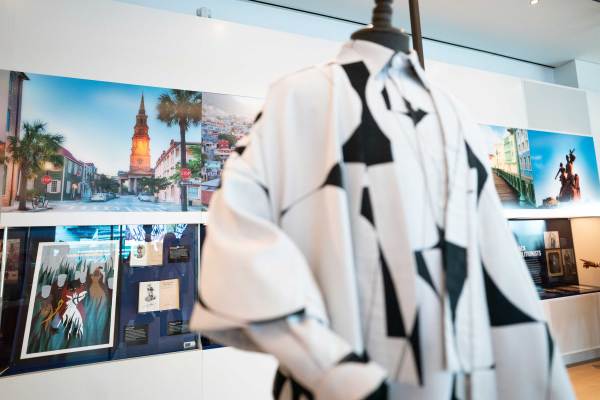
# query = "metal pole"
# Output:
<box><xmin>408</xmin><ymin>0</ymin><xmax>425</xmax><ymax>68</ymax></box>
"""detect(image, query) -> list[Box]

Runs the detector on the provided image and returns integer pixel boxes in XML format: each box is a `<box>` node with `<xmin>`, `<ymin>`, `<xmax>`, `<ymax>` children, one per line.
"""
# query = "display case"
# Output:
<box><xmin>509</xmin><ymin>218</ymin><xmax>600</xmax><ymax>300</ymax></box>
<box><xmin>0</xmin><ymin>222</ymin><xmax>203</xmax><ymax>377</ymax></box>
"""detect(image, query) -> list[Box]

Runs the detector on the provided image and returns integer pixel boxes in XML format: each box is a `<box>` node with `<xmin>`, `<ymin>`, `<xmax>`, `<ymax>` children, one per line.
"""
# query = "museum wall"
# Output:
<box><xmin>1</xmin><ymin>0</ymin><xmax>600</xmax><ymax>399</ymax></box>
<box><xmin>118</xmin><ymin>0</ymin><xmax>556</xmax><ymax>83</ymax></box>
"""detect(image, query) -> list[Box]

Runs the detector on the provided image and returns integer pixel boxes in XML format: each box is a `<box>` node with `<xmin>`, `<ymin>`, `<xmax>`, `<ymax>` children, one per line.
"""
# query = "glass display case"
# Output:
<box><xmin>0</xmin><ymin>223</ymin><xmax>202</xmax><ymax>377</ymax></box>
<box><xmin>509</xmin><ymin>218</ymin><xmax>600</xmax><ymax>300</ymax></box>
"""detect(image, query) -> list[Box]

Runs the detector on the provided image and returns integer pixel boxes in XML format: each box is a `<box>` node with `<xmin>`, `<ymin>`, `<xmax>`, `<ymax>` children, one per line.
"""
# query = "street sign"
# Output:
<box><xmin>41</xmin><ymin>175</ymin><xmax>52</xmax><ymax>185</ymax></box>
<box><xmin>181</xmin><ymin>168</ymin><xmax>192</xmax><ymax>181</ymax></box>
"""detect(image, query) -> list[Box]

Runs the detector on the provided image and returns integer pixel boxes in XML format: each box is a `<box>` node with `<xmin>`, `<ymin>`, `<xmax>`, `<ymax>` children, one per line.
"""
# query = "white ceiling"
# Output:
<box><xmin>259</xmin><ymin>0</ymin><xmax>600</xmax><ymax>67</ymax></box>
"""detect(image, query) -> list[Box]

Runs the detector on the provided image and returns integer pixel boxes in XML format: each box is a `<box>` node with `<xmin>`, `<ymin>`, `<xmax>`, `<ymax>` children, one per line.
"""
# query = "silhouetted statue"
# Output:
<box><xmin>558</xmin><ymin>149</ymin><xmax>581</xmax><ymax>202</ymax></box>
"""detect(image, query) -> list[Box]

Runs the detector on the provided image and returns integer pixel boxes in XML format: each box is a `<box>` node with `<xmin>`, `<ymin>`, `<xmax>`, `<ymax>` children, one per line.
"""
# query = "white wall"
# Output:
<box><xmin>1</xmin><ymin>0</ymin><xmax>600</xmax><ymax>399</ymax></box>
<box><xmin>0</xmin><ymin>0</ymin><xmax>339</xmax><ymax>100</ymax></box>
<box><xmin>571</xmin><ymin>218</ymin><xmax>600</xmax><ymax>287</ymax></box>
<box><xmin>118</xmin><ymin>0</ymin><xmax>556</xmax><ymax>83</ymax></box>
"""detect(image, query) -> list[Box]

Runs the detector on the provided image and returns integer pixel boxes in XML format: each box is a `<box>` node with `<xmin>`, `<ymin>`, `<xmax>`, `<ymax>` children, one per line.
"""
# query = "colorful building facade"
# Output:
<box><xmin>154</xmin><ymin>139</ymin><xmax>201</xmax><ymax>204</ymax></box>
<box><xmin>0</xmin><ymin>71</ymin><xmax>28</xmax><ymax>206</ymax></box>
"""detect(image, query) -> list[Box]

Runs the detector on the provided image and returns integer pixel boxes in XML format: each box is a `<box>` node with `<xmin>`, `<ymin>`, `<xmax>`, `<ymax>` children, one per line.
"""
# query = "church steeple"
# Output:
<box><xmin>139</xmin><ymin>92</ymin><xmax>145</xmax><ymax>114</ymax></box>
<box><xmin>135</xmin><ymin>92</ymin><xmax>148</xmax><ymax>129</ymax></box>
<box><xmin>130</xmin><ymin>92</ymin><xmax>151</xmax><ymax>173</ymax></box>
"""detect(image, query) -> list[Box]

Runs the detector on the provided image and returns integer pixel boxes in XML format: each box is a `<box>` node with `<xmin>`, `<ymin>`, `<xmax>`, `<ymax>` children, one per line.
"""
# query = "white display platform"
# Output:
<box><xmin>543</xmin><ymin>293</ymin><xmax>600</xmax><ymax>365</ymax></box>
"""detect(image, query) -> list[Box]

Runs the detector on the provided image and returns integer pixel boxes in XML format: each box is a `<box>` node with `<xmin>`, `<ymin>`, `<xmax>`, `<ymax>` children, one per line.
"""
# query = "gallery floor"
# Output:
<box><xmin>568</xmin><ymin>359</ymin><xmax>600</xmax><ymax>399</ymax></box>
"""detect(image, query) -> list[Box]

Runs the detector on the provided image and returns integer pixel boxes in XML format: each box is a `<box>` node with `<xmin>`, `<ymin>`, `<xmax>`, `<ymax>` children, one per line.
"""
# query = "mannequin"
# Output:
<box><xmin>191</xmin><ymin>4</ymin><xmax>575</xmax><ymax>397</ymax></box>
<box><xmin>351</xmin><ymin>0</ymin><xmax>410</xmax><ymax>54</ymax></box>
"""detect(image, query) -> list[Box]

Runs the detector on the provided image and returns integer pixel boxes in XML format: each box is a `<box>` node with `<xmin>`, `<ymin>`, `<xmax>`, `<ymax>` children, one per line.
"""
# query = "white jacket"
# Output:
<box><xmin>191</xmin><ymin>40</ymin><xmax>574</xmax><ymax>400</ymax></box>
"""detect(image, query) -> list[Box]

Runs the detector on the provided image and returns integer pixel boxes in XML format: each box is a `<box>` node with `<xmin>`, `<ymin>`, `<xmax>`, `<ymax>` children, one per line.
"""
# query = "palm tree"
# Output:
<box><xmin>2</xmin><ymin>121</ymin><xmax>64</xmax><ymax>210</ymax></box>
<box><xmin>156</xmin><ymin>90</ymin><xmax>202</xmax><ymax>211</ymax></box>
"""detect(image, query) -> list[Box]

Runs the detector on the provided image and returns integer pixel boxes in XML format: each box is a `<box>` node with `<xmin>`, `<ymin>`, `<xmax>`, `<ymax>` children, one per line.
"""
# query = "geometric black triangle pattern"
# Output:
<box><xmin>444</xmin><ymin>240</ymin><xmax>468</xmax><ymax>324</ymax></box>
<box><xmin>234</xmin><ymin>145</ymin><xmax>246</xmax><ymax>156</ymax></box>
<box><xmin>380</xmin><ymin>246</ymin><xmax>406</xmax><ymax>337</ymax></box>
<box><xmin>322</xmin><ymin>162</ymin><xmax>343</xmax><ymax>189</ymax></box>
<box><xmin>341</xmin><ymin>62</ymin><xmax>394</xmax><ymax>166</ymax></box>
<box><xmin>545</xmin><ymin>323</ymin><xmax>554</xmax><ymax>375</ymax></box>
<box><xmin>409</xmin><ymin>312</ymin><xmax>424</xmax><ymax>386</ymax></box>
<box><xmin>465</xmin><ymin>141</ymin><xmax>488</xmax><ymax>201</ymax></box>
<box><xmin>482</xmin><ymin>265</ymin><xmax>537</xmax><ymax>326</ymax></box>
<box><xmin>382</xmin><ymin>87</ymin><xmax>391</xmax><ymax>110</ymax></box>
<box><xmin>279</xmin><ymin>162</ymin><xmax>343</xmax><ymax>218</ymax></box>
<box><xmin>415</xmin><ymin>250</ymin><xmax>437</xmax><ymax>295</ymax></box>
<box><xmin>360</xmin><ymin>187</ymin><xmax>375</xmax><ymax>226</ymax></box>
<box><xmin>403</xmin><ymin>98</ymin><xmax>428</xmax><ymax>126</ymax></box>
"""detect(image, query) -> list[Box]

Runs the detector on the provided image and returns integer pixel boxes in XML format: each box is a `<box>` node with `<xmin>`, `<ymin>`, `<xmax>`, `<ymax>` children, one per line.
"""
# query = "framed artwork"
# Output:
<box><xmin>544</xmin><ymin>231</ymin><xmax>560</xmax><ymax>249</ymax></box>
<box><xmin>561</xmin><ymin>249</ymin><xmax>577</xmax><ymax>276</ymax></box>
<box><xmin>20</xmin><ymin>240</ymin><xmax>120</xmax><ymax>359</ymax></box>
<box><xmin>545</xmin><ymin>249</ymin><xmax>564</xmax><ymax>277</ymax></box>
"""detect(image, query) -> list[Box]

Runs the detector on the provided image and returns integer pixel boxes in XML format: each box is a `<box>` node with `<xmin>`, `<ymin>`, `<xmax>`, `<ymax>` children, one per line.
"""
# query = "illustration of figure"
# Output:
<box><xmin>56</xmin><ymin>286</ymin><xmax>88</xmax><ymax>340</ymax></box>
<box><xmin>89</xmin><ymin>266</ymin><xmax>107</xmax><ymax>303</ymax></box>
<box><xmin>145</xmin><ymin>285</ymin><xmax>156</xmax><ymax>302</ymax></box>
<box><xmin>135</xmin><ymin>244</ymin><xmax>145</xmax><ymax>259</ymax></box>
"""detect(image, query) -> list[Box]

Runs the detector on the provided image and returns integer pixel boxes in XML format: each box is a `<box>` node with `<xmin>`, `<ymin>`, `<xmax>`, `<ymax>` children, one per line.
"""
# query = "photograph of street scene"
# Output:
<box><xmin>199</xmin><ymin>93</ymin><xmax>262</xmax><ymax>207</ymax></box>
<box><xmin>0</xmin><ymin>70</ymin><xmax>260</xmax><ymax>213</ymax></box>
<box><xmin>483</xmin><ymin>124</ymin><xmax>600</xmax><ymax>208</ymax></box>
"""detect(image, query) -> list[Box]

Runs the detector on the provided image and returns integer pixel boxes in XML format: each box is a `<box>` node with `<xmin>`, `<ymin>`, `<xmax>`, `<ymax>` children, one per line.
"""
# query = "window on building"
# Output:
<box><xmin>5</xmin><ymin>109</ymin><xmax>10</xmax><ymax>132</ymax></box>
<box><xmin>65</xmin><ymin>180</ymin><xmax>71</xmax><ymax>194</ymax></box>
<box><xmin>48</xmin><ymin>180</ymin><xmax>61</xmax><ymax>194</ymax></box>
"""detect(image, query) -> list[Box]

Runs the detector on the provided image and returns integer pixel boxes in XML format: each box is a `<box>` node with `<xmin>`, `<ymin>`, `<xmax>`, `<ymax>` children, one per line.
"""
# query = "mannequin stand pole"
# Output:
<box><xmin>408</xmin><ymin>0</ymin><xmax>425</xmax><ymax>68</ymax></box>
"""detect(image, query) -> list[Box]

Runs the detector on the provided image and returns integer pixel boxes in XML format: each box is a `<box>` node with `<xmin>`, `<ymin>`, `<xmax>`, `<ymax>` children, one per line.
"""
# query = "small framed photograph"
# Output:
<box><xmin>544</xmin><ymin>231</ymin><xmax>560</xmax><ymax>249</ymax></box>
<box><xmin>546</xmin><ymin>249</ymin><xmax>564</xmax><ymax>277</ymax></box>
<box><xmin>561</xmin><ymin>249</ymin><xmax>577</xmax><ymax>276</ymax></box>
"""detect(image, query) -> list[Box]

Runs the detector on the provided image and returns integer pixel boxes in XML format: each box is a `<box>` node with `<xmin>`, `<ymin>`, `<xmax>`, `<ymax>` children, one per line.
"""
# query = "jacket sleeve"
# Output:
<box><xmin>190</xmin><ymin>73</ymin><xmax>387</xmax><ymax>400</ymax></box>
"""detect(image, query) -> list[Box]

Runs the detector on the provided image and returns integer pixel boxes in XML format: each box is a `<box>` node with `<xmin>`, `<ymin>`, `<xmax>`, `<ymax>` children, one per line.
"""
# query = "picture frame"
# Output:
<box><xmin>561</xmin><ymin>248</ymin><xmax>577</xmax><ymax>276</ymax></box>
<box><xmin>543</xmin><ymin>231</ymin><xmax>560</xmax><ymax>249</ymax></box>
<box><xmin>545</xmin><ymin>249</ymin><xmax>564</xmax><ymax>277</ymax></box>
<box><xmin>20</xmin><ymin>240</ymin><xmax>120</xmax><ymax>359</ymax></box>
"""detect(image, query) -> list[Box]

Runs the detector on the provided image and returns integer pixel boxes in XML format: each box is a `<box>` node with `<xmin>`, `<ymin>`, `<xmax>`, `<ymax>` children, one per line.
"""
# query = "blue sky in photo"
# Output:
<box><xmin>20</xmin><ymin>73</ymin><xmax>202</xmax><ymax>176</ymax></box>
<box><xmin>488</xmin><ymin>124</ymin><xmax>507</xmax><ymax>142</ymax></box>
<box><xmin>529</xmin><ymin>130</ymin><xmax>600</xmax><ymax>206</ymax></box>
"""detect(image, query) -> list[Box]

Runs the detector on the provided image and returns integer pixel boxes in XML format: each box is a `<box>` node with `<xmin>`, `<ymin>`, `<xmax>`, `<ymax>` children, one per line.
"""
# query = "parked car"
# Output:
<box><xmin>90</xmin><ymin>192</ymin><xmax>107</xmax><ymax>202</ymax></box>
<box><xmin>137</xmin><ymin>192</ymin><xmax>154</xmax><ymax>202</ymax></box>
<box><xmin>106</xmin><ymin>192</ymin><xmax>116</xmax><ymax>200</ymax></box>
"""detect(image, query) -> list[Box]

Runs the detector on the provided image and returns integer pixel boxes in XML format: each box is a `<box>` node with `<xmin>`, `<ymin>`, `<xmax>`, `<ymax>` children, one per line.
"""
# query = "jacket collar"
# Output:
<box><xmin>336</xmin><ymin>40</ymin><xmax>430</xmax><ymax>90</ymax></box>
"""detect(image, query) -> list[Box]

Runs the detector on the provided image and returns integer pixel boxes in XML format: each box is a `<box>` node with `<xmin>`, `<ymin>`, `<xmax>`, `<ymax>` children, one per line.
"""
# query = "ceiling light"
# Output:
<box><xmin>530</xmin><ymin>0</ymin><xmax>539</xmax><ymax>4</ymax></box>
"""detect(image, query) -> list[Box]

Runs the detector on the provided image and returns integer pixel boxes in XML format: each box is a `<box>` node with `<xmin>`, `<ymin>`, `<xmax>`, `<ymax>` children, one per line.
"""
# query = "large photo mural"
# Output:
<box><xmin>0</xmin><ymin>70</ymin><xmax>261</xmax><ymax>213</ymax></box>
<box><xmin>483</xmin><ymin>125</ymin><xmax>600</xmax><ymax>209</ymax></box>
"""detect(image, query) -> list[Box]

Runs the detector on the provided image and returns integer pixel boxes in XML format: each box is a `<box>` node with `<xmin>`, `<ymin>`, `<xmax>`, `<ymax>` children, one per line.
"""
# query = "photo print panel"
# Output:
<box><xmin>200</xmin><ymin>92</ymin><xmax>263</xmax><ymax>207</ymax></box>
<box><xmin>0</xmin><ymin>69</ymin><xmax>203</xmax><ymax>213</ymax></box>
<box><xmin>528</xmin><ymin>130</ymin><xmax>600</xmax><ymax>208</ymax></box>
<box><xmin>545</xmin><ymin>249</ymin><xmax>564</xmax><ymax>277</ymax></box>
<box><xmin>20</xmin><ymin>240</ymin><xmax>120</xmax><ymax>359</ymax></box>
<box><xmin>482</xmin><ymin>124</ymin><xmax>536</xmax><ymax>208</ymax></box>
